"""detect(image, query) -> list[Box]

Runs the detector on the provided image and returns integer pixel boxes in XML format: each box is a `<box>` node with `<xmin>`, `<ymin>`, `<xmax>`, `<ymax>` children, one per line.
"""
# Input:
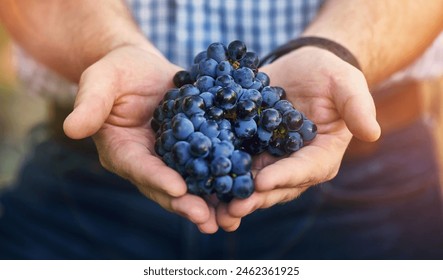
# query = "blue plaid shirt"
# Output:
<box><xmin>127</xmin><ymin>0</ymin><xmax>323</xmax><ymax>68</ymax></box>
<box><xmin>16</xmin><ymin>0</ymin><xmax>443</xmax><ymax>100</ymax></box>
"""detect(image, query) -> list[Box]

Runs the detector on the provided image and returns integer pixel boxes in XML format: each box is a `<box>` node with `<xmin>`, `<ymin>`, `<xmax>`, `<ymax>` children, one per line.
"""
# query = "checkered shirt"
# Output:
<box><xmin>14</xmin><ymin>0</ymin><xmax>443</xmax><ymax>101</ymax></box>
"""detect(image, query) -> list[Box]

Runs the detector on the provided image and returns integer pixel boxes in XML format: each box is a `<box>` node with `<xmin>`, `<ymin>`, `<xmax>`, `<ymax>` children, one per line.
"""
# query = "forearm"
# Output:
<box><xmin>303</xmin><ymin>0</ymin><xmax>443</xmax><ymax>86</ymax></box>
<box><xmin>0</xmin><ymin>0</ymin><xmax>155</xmax><ymax>82</ymax></box>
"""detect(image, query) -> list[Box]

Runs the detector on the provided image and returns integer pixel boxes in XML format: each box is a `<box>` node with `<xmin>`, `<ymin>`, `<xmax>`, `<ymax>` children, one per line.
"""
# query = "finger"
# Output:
<box><xmin>254</xmin><ymin>133</ymin><xmax>347</xmax><ymax>191</ymax></box>
<box><xmin>142</xmin><ymin>187</ymin><xmax>215</xmax><ymax>228</ymax></box>
<box><xmin>216</xmin><ymin>203</ymin><xmax>242</xmax><ymax>232</ymax></box>
<box><xmin>94</xmin><ymin>129</ymin><xmax>188</xmax><ymax>197</ymax></box>
<box><xmin>63</xmin><ymin>62</ymin><xmax>117</xmax><ymax>139</ymax></box>
<box><xmin>334</xmin><ymin>70</ymin><xmax>381</xmax><ymax>142</ymax></box>
<box><xmin>196</xmin><ymin>205</ymin><xmax>219</xmax><ymax>234</ymax></box>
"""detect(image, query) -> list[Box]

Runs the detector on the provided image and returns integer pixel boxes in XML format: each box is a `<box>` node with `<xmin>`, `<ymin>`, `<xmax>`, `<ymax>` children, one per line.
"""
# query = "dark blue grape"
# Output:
<box><xmin>239</xmin><ymin>88</ymin><xmax>262</xmax><ymax>106</ymax></box>
<box><xmin>186</xmin><ymin>177</ymin><xmax>201</xmax><ymax>195</ymax></box>
<box><xmin>218</xmin><ymin>129</ymin><xmax>236</xmax><ymax>142</ymax></box>
<box><xmin>205</xmin><ymin>106</ymin><xmax>224</xmax><ymax>121</ymax></box>
<box><xmin>198</xmin><ymin>58</ymin><xmax>218</xmax><ymax>77</ymax></box>
<box><xmin>234</xmin><ymin>118</ymin><xmax>257</xmax><ymax>139</ymax></box>
<box><xmin>160</xmin><ymin>129</ymin><xmax>177</xmax><ymax>152</ymax></box>
<box><xmin>195</xmin><ymin>75</ymin><xmax>215</xmax><ymax>92</ymax></box>
<box><xmin>193</xmin><ymin>50</ymin><xmax>207</xmax><ymax>64</ymax></box>
<box><xmin>188</xmin><ymin>132</ymin><xmax>212</xmax><ymax>157</ymax></box>
<box><xmin>218</xmin><ymin>119</ymin><xmax>232</xmax><ymax>130</ymax></box>
<box><xmin>212</xmin><ymin>140</ymin><xmax>235</xmax><ymax>158</ymax></box>
<box><xmin>208</xmin><ymin>85</ymin><xmax>222</xmax><ymax>94</ymax></box>
<box><xmin>163</xmin><ymin>88</ymin><xmax>180</xmax><ymax>101</ymax></box>
<box><xmin>248</xmin><ymin>79</ymin><xmax>263</xmax><ymax>90</ymax></box>
<box><xmin>189</xmin><ymin>63</ymin><xmax>199</xmax><ymax>81</ymax></box>
<box><xmin>230</xmin><ymin>150</ymin><xmax>252</xmax><ymax>175</ymax></box>
<box><xmin>179</xmin><ymin>84</ymin><xmax>200</xmax><ymax>97</ymax></box>
<box><xmin>171</xmin><ymin>141</ymin><xmax>192</xmax><ymax>165</ymax></box>
<box><xmin>185</xmin><ymin>158</ymin><xmax>209</xmax><ymax>179</ymax></box>
<box><xmin>299</xmin><ymin>119</ymin><xmax>317</xmax><ymax>142</ymax></box>
<box><xmin>199</xmin><ymin>119</ymin><xmax>220</xmax><ymax>138</ymax></box>
<box><xmin>257</xmin><ymin>126</ymin><xmax>273</xmax><ymax>146</ymax></box>
<box><xmin>227</xmin><ymin>40</ymin><xmax>247</xmax><ymax>61</ymax></box>
<box><xmin>212</xmin><ymin>175</ymin><xmax>233</xmax><ymax>194</ymax></box>
<box><xmin>215</xmin><ymin>74</ymin><xmax>234</xmax><ymax>88</ymax></box>
<box><xmin>268</xmin><ymin>137</ymin><xmax>286</xmax><ymax>157</ymax></box>
<box><xmin>199</xmin><ymin>91</ymin><xmax>215</xmax><ymax>108</ymax></box>
<box><xmin>207</xmin><ymin>42</ymin><xmax>228</xmax><ymax>63</ymax></box>
<box><xmin>233</xmin><ymin>67</ymin><xmax>255</xmax><ymax>88</ymax></box>
<box><xmin>232</xmin><ymin>173</ymin><xmax>254</xmax><ymax>199</ymax></box>
<box><xmin>171</xmin><ymin>116</ymin><xmax>194</xmax><ymax>140</ymax></box>
<box><xmin>210</xmin><ymin>156</ymin><xmax>232</xmax><ymax>176</ymax></box>
<box><xmin>260</xmin><ymin>108</ymin><xmax>282</xmax><ymax>132</ymax></box>
<box><xmin>151</xmin><ymin>118</ymin><xmax>161</xmax><ymax>133</ymax></box>
<box><xmin>162</xmin><ymin>152</ymin><xmax>175</xmax><ymax>169</ymax></box>
<box><xmin>161</xmin><ymin>99</ymin><xmax>175</xmax><ymax>118</ymax></box>
<box><xmin>240</xmin><ymin>52</ymin><xmax>259</xmax><ymax>71</ymax></box>
<box><xmin>173</xmin><ymin>70</ymin><xmax>194</xmax><ymax>88</ymax></box>
<box><xmin>190</xmin><ymin>113</ymin><xmax>206</xmax><ymax>130</ymax></box>
<box><xmin>216</xmin><ymin>61</ymin><xmax>233</xmax><ymax>77</ymax></box>
<box><xmin>154</xmin><ymin>137</ymin><xmax>166</xmax><ymax>156</ymax></box>
<box><xmin>261</xmin><ymin>86</ymin><xmax>280</xmax><ymax>107</ymax></box>
<box><xmin>283</xmin><ymin>109</ymin><xmax>303</xmax><ymax>131</ymax></box>
<box><xmin>255</xmin><ymin>72</ymin><xmax>270</xmax><ymax>87</ymax></box>
<box><xmin>215</xmin><ymin>87</ymin><xmax>237</xmax><ymax>111</ymax></box>
<box><xmin>272</xmin><ymin>86</ymin><xmax>286</xmax><ymax>99</ymax></box>
<box><xmin>181</xmin><ymin>95</ymin><xmax>205</xmax><ymax>117</ymax></box>
<box><xmin>236</xmin><ymin>99</ymin><xmax>258</xmax><ymax>120</ymax></box>
<box><xmin>285</xmin><ymin>132</ymin><xmax>303</xmax><ymax>153</ymax></box>
<box><xmin>274</xmin><ymin>100</ymin><xmax>294</xmax><ymax>114</ymax></box>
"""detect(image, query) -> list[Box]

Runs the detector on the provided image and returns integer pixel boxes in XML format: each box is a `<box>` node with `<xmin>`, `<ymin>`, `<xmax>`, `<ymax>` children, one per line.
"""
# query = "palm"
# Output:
<box><xmin>216</xmin><ymin>47</ymin><xmax>380</xmax><ymax>231</ymax></box>
<box><xmin>64</xmin><ymin>45</ymin><xmax>219</xmax><ymax>233</ymax></box>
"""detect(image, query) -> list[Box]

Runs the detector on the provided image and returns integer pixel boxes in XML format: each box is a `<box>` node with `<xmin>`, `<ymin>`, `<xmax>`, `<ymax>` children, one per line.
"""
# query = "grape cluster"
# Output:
<box><xmin>151</xmin><ymin>40</ymin><xmax>317</xmax><ymax>202</ymax></box>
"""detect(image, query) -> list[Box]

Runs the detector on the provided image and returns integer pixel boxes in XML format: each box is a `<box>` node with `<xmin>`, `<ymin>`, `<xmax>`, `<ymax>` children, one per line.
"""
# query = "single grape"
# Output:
<box><xmin>195</xmin><ymin>75</ymin><xmax>215</xmax><ymax>92</ymax></box>
<box><xmin>188</xmin><ymin>132</ymin><xmax>212</xmax><ymax>157</ymax></box>
<box><xmin>199</xmin><ymin>119</ymin><xmax>220</xmax><ymax>138</ymax></box>
<box><xmin>171</xmin><ymin>141</ymin><xmax>192</xmax><ymax>165</ymax></box>
<box><xmin>234</xmin><ymin>118</ymin><xmax>257</xmax><ymax>139</ymax></box>
<box><xmin>282</xmin><ymin>109</ymin><xmax>303</xmax><ymax>131</ymax></box>
<box><xmin>236</xmin><ymin>99</ymin><xmax>258</xmax><ymax>120</ymax></box>
<box><xmin>227</xmin><ymin>40</ymin><xmax>247</xmax><ymax>61</ymax></box>
<box><xmin>299</xmin><ymin>119</ymin><xmax>318</xmax><ymax>142</ymax></box>
<box><xmin>260</xmin><ymin>108</ymin><xmax>282</xmax><ymax>132</ymax></box>
<box><xmin>230</xmin><ymin>150</ymin><xmax>252</xmax><ymax>175</ymax></box>
<box><xmin>207</xmin><ymin>42</ymin><xmax>228</xmax><ymax>63</ymax></box>
<box><xmin>285</xmin><ymin>132</ymin><xmax>303</xmax><ymax>153</ymax></box>
<box><xmin>171</xmin><ymin>116</ymin><xmax>194</xmax><ymax>140</ymax></box>
<box><xmin>212</xmin><ymin>175</ymin><xmax>233</xmax><ymax>194</ymax></box>
<box><xmin>216</xmin><ymin>61</ymin><xmax>233</xmax><ymax>77</ymax></box>
<box><xmin>173</xmin><ymin>70</ymin><xmax>193</xmax><ymax>88</ymax></box>
<box><xmin>198</xmin><ymin>58</ymin><xmax>218</xmax><ymax>77</ymax></box>
<box><xmin>232</xmin><ymin>173</ymin><xmax>254</xmax><ymax>199</ymax></box>
<box><xmin>210</xmin><ymin>156</ymin><xmax>232</xmax><ymax>176</ymax></box>
<box><xmin>185</xmin><ymin>158</ymin><xmax>210</xmax><ymax>179</ymax></box>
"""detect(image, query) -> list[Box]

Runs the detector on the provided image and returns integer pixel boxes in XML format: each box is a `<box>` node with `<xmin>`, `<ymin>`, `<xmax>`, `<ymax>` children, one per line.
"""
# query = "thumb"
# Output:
<box><xmin>334</xmin><ymin>72</ymin><xmax>381</xmax><ymax>142</ymax></box>
<box><xmin>63</xmin><ymin>63</ymin><xmax>116</xmax><ymax>139</ymax></box>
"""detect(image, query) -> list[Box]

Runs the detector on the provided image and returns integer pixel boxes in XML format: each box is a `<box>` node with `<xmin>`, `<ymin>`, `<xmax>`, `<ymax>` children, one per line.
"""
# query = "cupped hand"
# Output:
<box><xmin>63</xmin><ymin>45</ymin><xmax>219</xmax><ymax>233</ymax></box>
<box><xmin>217</xmin><ymin>47</ymin><xmax>381</xmax><ymax>231</ymax></box>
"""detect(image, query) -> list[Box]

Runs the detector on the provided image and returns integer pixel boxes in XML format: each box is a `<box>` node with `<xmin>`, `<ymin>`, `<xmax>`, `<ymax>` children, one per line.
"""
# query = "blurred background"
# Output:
<box><xmin>0</xmin><ymin>24</ymin><xmax>47</xmax><ymax>187</ymax></box>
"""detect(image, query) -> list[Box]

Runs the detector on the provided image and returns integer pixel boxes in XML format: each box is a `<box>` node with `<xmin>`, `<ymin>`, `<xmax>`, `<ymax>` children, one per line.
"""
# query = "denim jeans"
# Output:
<box><xmin>1</xmin><ymin>119</ymin><xmax>443</xmax><ymax>259</ymax></box>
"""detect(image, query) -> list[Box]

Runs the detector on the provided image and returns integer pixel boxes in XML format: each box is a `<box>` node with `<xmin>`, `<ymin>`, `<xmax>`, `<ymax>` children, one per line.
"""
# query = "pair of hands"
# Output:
<box><xmin>63</xmin><ymin>44</ymin><xmax>380</xmax><ymax>234</ymax></box>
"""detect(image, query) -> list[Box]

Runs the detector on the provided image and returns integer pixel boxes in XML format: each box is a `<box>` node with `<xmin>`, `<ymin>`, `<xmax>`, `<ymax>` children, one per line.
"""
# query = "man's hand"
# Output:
<box><xmin>216</xmin><ymin>47</ymin><xmax>381</xmax><ymax>231</ymax></box>
<box><xmin>63</xmin><ymin>45</ymin><xmax>219</xmax><ymax>234</ymax></box>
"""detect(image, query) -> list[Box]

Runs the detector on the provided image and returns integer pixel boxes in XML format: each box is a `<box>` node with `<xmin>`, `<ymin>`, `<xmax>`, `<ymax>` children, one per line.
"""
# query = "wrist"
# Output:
<box><xmin>260</xmin><ymin>36</ymin><xmax>361</xmax><ymax>71</ymax></box>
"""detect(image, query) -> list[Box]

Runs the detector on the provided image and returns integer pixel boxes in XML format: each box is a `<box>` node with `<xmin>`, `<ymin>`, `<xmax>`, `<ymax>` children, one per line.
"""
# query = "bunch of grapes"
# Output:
<box><xmin>151</xmin><ymin>40</ymin><xmax>317</xmax><ymax>202</ymax></box>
